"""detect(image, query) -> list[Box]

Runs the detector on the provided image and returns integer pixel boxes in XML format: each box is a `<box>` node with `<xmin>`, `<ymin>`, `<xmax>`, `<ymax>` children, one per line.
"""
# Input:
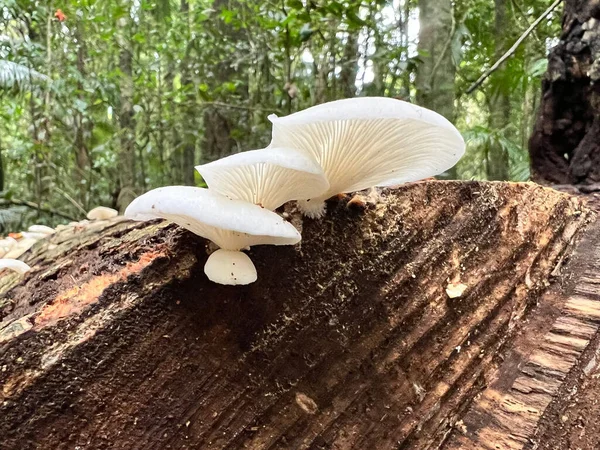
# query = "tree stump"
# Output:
<box><xmin>0</xmin><ymin>181</ymin><xmax>594</xmax><ymax>449</ymax></box>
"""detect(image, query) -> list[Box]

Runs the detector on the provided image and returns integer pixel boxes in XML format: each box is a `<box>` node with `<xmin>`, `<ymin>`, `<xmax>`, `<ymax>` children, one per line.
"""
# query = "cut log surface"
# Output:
<box><xmin>0</xmin><ymin>181</ymin><xmax>593</xmax><ymax>450</ymax></box>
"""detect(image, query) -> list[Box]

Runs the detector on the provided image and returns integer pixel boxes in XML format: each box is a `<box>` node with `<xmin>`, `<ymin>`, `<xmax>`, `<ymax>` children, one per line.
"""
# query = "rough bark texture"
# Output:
<box><xmin>529</xmin><ymin>0</ymin><xmax>600</xmax><ymax>184</ymax></box>
<box><xmin>0</xmin><ymin>182</ymin><xmax>594</xmax><ymax>449</ymax></box>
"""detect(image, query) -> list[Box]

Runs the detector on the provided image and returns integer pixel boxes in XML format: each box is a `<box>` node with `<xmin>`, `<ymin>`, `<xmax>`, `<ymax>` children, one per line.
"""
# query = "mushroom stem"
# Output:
<box><xmin>297</xmin><ymin>198</ymin><xmax>327</xmax><ymax>219</ymax></box>
<box><xmin>204</xmin><ymin>249</ymin><xmax>258</xmax><ymax>286</ymax></box>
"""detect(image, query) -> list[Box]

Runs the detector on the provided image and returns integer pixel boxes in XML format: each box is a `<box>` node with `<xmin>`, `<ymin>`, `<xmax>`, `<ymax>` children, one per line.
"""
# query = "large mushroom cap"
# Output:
<box><xmin>268</xmin><ymin>97</ymin><xmax>465</xmax><ymax>217</ymax></box>
<box><xmin>124</xmin><ymin>186</ymin><xmax>301</xmax><ymax>250</ymax></box>
<box><xmin>195</xmin><ymin>147</ymin><xmax>329</xmax><ymax>211</ymax></box>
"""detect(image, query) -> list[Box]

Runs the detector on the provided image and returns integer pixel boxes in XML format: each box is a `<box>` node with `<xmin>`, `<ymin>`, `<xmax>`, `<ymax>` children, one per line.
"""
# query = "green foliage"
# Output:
<box><xmin>0</xmin><ymin>0</ymin><xmax>562</xmax><ymax>233</ymax></box>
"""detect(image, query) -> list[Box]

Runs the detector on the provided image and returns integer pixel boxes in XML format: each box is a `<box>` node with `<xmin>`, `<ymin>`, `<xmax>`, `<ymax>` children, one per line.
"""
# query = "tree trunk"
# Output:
<box><xmin>200</xmin><ymin>108</ymin><xmax>237</xmax><ymax>164</ymax></box>
<box><xmin>339</xmin><ymin>31</ymin><xmax>358</xmax><ymax>99</ymax></box>
<box><xmin>0</xmin><ymin>181</ymin><xmax>595</xmax><ymax>449</ymax></box>
<box><xmin>0</xmin><ymin>145</ymin><xmax>4</xmax><ymax>193</ymax></box>
<box><xmin>486</xmin><ymin>0</ymin><xmax>511</xmax><ymax>181</ymax></box>
<box><xmin>180</xmin><ymin>0</ymin><xmax>197</xmax><ymax>186</ymax></box>
<box><xmin>416</xmin><ymin>0</ymin><xmax>457</xmax><ymax>178</ymax></box>
<box><xmin>74</xmin><ymin>22</ymin><xmax>91</xmax><ymax>208</ymax></box>
<box><xmin>529</xmin><ymin>1</ymin><xmax>600</xmax><ymax>185</ymax></box>
<box><xmin>116</xmin><ymin>13</ymin><xmax>137</xmax><ymax>212</ymax></box>
<box><xmin>197</xmin><ymin>0</ymin><xmax>241</xmax><ymax>164</ymax></box>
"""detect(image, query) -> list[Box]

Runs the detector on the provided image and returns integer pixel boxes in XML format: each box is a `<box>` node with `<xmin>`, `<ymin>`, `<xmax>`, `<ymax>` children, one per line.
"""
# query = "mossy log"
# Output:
<box><xmin>0</xmin><ymin>181</ymin><xmax>595</xmax><ymax>449</ymax></box>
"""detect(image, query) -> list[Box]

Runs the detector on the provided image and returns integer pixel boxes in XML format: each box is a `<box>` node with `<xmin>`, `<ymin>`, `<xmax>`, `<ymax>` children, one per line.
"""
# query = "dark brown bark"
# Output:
<box><xmin>0</xmin><ymin>181</ymin><xmax>593</xmax><ymax>449</ymax></box>
<box><xmin>529</xmin><ymin>0</ymin><xmax>600</xmax><ymax>184</ymax></box>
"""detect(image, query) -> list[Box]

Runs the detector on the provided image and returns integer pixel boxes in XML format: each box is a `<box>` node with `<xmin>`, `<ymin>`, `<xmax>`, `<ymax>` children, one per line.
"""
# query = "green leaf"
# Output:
<box><xmin>299</xmin><ymin>24</ymin><xmax>314</xmax><ymax>42</ymax></box>
<box><xmin>287</xmin><ymin>0</ymin><xmax>303</xmax><ymax>10</ymax></box>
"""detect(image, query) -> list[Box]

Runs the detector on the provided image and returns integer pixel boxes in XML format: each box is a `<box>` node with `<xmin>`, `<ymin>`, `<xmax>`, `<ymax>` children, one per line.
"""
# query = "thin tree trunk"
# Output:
<box><xmin>486</xmin><ymin>0</ymin><xmax>511</xmax><ymax>181</ymax></box>
<box><xmin>529</xmin><ymin>0</ymin><xmax>600</xmax><ymax>184</ymax></box>
<box><xmin>180</xmin><ymin>0</ymin><xmax>196</xmax><ymax>186</ymax></box>
<box><xmin>199</xmin><ymin>0</ymin><xmax>238</xmax><ymax>164</ymax></box>
<box><xmin>0</xmin><ymin>147</ymin><xmax>4</xmax><ymax>193</ymax></box>
<box><xmin>74</xmin><ymin>22</ymin><xmax>91</xmax><ymax>208</ymax></box>
<box><xmin>116</xmin><ymin>13</ymin><xmax>136</xmax><ymax>212</ymax></box>
<box><xmin>416</xmin><ymin>0</ymin><xmax>457</xmax><ymax>178</ymax></box>
<box><xmin>339</xmin><ymin>31</ymin><xmax>358</xmax><ymax>98</ymax></box>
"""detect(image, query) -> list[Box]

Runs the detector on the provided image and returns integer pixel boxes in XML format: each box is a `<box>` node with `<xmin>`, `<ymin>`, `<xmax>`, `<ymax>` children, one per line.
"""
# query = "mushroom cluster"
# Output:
<box><xmin>125</xmin><ymin>97</ymin><xmax>465</xmax><ymax>285</ymax></box>
<box><xmin>0</xmin><ymin>224</ymin><xmax>56</xmax><ymax>276</ymax></box>
<box><xmin>0</xmin><ymin>206</ymin><xmax>119</xmax><ymax>278</ymax></box>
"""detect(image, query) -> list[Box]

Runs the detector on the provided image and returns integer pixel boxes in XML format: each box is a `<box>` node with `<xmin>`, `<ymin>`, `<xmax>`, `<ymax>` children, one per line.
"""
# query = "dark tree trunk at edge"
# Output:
<box><xmin>529</xmin><ymin>0</ymin><xmax>600</xmax><ymax>184</ymax></box>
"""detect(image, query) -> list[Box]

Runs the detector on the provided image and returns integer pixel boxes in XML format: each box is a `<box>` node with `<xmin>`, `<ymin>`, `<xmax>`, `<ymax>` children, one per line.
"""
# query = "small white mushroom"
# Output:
<box><xmin>87</xmin><ymin>206</ymin><xmax>118</xmax><ymax>221</ymax></box>
<box><xmin>0</xmin><ymin>259</ymin><xmax>31</xmax><ymax>274</ymax></box>
<box><xmin>195</xmin><ymin>147</ymin><xmax>329</xmax><ymax>211</ymax></box>
<box><xmin>268</xmin><ymin>97</ymin><xmax>466</xmax><ymax>218</ymax></box>
<box><xmin>28</xmin><ymin>225</ymin><xmax>55</xmax><ymax>235</ymax></box>
<box><xmin>4</xmin><ymin>238</ymin><xmax>37</xmax><ymax>259</ymax></box>
<box><xmin>0</xmin><ymin>237</ymin><xmax>17</xmax><ymax>258</ymax></box>
<box><xmin>124</xmin><ymin>187</ymin><xmax>301</xmax><ymax>285</ymax></box>
<box><xmin>20</xmin><ymin>231</ymin><xmax>48</xmax><ymax>240</ymax></box>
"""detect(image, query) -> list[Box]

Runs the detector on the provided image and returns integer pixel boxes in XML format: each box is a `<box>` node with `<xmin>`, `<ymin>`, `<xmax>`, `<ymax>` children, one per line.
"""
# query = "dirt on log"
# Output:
<box><xmin>0</xmin><ymin>181</ymin><xmax>594</xmax><ymax>449</ymax></box>
<box><xmin>529</xmin><ymin>0</ymin><xmax>600</xmax><ymax>185</ymax></box>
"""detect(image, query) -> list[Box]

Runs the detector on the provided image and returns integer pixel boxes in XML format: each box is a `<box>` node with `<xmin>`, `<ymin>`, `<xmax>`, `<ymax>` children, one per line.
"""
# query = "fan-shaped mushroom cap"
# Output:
<box><xmin>4</xmin><ymin>238</ymin><xmax>37</xmax><ymax>259</ymax></box>
<box><xmin>21</xmin><ymin>231</ymin><xmax>47</xmax><ymax>241</ymax></box>
<box><xmin>204</xmin><ymin>249</ymin><xmax>257</xmax><ymax>285</ymax></box>
<box><xmin>28</xmin><ymin>225</ymin><xmax>55</xmax><ymax>235</ymax></box>
<box><xmin>0</xmin><ymin>237</ymin><xmax>17</xmax><ymax>258</ymax></box>
<box><xmin>124</xmin><ymin>186</ymin><xmax>301</xmax><ymax>250</ymax></box>
<box><xmin>125</xmin><ymin>187</ymin><xmax>300</xmax><ymax>285</ymax></box>
<box><xmin>0</xmin><ymin>259</ymin><xmax>31</xmax><ymax>274</ymax></box>
<box><xmin>195</xmin><ymin>147</ymin><xmax>329</xmax><ymax>211</ymax></box>
<box><xmin>87</xmin><ymin>206</ymin><xmax>118</xmax><ymax>221</ymax></box>
<box><xmin>268</xmin><ymin>97</ymin><xmax>465</xmax><ymax>217</ymax></box>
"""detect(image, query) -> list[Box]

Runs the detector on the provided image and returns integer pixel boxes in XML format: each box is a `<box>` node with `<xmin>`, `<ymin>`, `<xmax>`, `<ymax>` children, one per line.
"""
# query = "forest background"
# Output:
<box><xmin>0</xmin><ymin>0</ymin><xmax>560</xmax><ymax>232</ymax></box>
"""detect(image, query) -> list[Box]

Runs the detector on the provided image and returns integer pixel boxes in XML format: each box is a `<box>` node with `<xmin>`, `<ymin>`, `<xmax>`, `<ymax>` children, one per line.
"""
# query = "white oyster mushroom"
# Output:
<box><xmin>4</xmin><ymin>238</ymin><xmax>37</xmax><ymax>259</ymax></box>
<box><xmin>268</xmin><ymin>97</ymin><xmax>466</xmax><ymax>218</ymax></box>
<box><xmin>0</xmin><ymin>259</ymin><xmax>31</xmax><ymax>274</ymax></box>
<box><xmin>195</xmin><ymin>147</ymin><xmax>329</xmax><ymax>211</ymax></box>
<box><xmin>28</xmin><ymin>225</ymin><xmax>55</xmax><ymax>235</ymax></box>
<box><xmin>124</xmin><ymin>186</ymin><xmax>301</xmax><ymax>285</ymax></box>
<box><xmin>21</xmin><ymin>231</ymin><xmax>48</xmax><ymax>240</ymax></box>
<box><xmin>87</xmin><ymin>206</ymin><xmax>118</xmax><ymax>220</ymax></box>
<box><xmin>0</xmin><ymin>237</ymin><xmax>17</xmax><ymax>258</ymax></box>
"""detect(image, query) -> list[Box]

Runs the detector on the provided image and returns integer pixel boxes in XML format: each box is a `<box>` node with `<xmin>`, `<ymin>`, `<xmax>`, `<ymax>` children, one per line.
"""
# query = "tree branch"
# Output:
<box><xmin>466</xmin><ymin>0</ymin><xmax>562</xmax><ymax>95</ymax></box>
<box><xmin>201</xmin><ymin>101</ymin><xmax>282</xmax><ymax>114</ymax></box>
<box><xmin>0</xmin><ymin>198</ymin><xmax>79</xmax><ymax>221</ymax></box>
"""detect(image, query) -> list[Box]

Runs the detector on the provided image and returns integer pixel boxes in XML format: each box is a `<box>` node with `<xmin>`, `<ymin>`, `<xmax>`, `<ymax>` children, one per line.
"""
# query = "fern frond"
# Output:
<box><xmin>0</xmin><ymin>60</ymin><xmax>50</xmax><ymax>91</ymax></box>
